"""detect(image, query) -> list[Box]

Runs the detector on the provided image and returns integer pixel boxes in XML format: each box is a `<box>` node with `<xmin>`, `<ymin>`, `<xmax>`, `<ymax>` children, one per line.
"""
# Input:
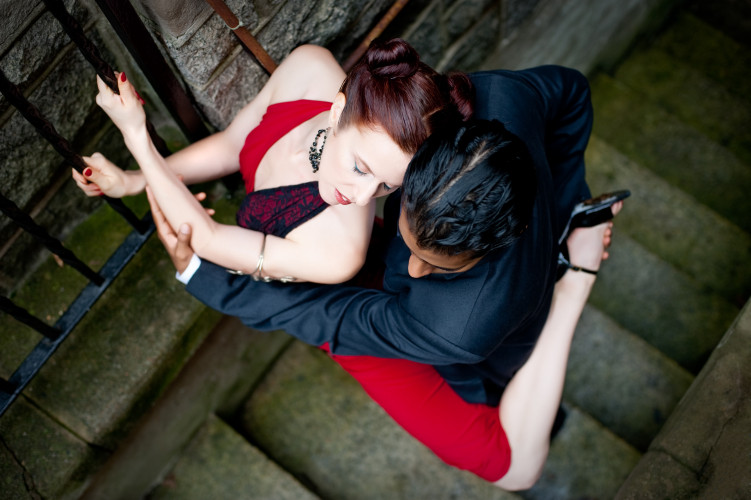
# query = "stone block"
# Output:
<box><xmin>616</xmin><ymin>301</ymin><xmax>751</xmax><ymax>498</ymax></box>
<box><xmin>191</xmin><ymin>48</ymin><xmax>268</xmax><ymax>130</ymax></box>
<box><xmin>438</xmin><ymin>6</ymin><xmax>501</xmax><ymax>71</ymax></box>
<box><xmin>526</xmin><ymin>404</ymin><xmax>641</xmax><ymax>499</ymax></box>
<box><xmin>501</xmin><ymin>0</ymin><xmax>541</xmax><ymax>33</ymax></box>
<box><xmin>590</xmin><ymin>73</ymin><xmax>751</xmax><ymax>235</ymax></box>
<box><xmin>133</xmin><ymin>0</ymin><xmax>214</xmax><ymax>48</ymax></box>
<box><xmin>147</xmin><ymin>415</ymin><xmax>317</xmax><ymax>499</ymax></box>
<box><xmin>242</xmin><ymin>341</ymin><xmax>524</xmax><ymax>499</ymax></box>
<box><xmin>589</xmin><ymin>233</ymin><xmax>737</xmax><ymax>372</ymax></box>
<box><xmin>21</xmin><ymin>234</ymin><xmax>220</xmax><ymax>448</ymax></box>
<box><xmin>0</xmin><ymin>397</ymin><xmax>100</xmax><ymax>499</ymax></box>
<box><xmin>586</xmin><ymin>136</ymin><xmax>751</xmax><ymax>306</ymax></box>
<box><xmin>401</xmin><ymin>3</ymin><xmax>446</xmax><ymax>68</ymax></box>
<box><xmin>565</xmin><ymin>305</ymin><xmax>694</xmax><ymax>450</ymax></box>
<box><xmin>444</xmin><ymin>0</ymin><xmax>497</xmax><ymax>40</ymax></box>
<box><xmin>81</xmin><ymin>319</ymin><xmax>295</xmax><ymax>499</ymax></box>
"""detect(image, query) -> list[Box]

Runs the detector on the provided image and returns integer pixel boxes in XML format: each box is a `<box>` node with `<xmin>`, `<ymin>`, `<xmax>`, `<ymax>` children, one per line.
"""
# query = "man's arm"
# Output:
<box><xmin>147</xmin><ymin>190</ymin><xmax>487</xmax><ymax>365</ymax></box>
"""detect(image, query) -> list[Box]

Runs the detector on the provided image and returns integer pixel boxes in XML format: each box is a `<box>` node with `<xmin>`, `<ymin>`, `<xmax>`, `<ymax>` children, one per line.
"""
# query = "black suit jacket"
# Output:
<box><xmin>186</xmin><ymin>65</ymin><xmax>593</xmax><ymax>405</ymax></box>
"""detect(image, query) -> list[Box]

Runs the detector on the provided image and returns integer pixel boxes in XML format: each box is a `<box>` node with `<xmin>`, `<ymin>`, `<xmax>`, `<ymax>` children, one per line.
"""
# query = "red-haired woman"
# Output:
<box><xmin>73</xmin><ymin>38</ymin><xmax>472</xmax><ymax>283</ymax></box>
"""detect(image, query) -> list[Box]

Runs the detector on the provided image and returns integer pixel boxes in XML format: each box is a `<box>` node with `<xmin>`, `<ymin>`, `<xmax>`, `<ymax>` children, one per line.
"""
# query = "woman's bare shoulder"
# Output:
<box><xmin>284</xmin><ymin>202</ymin><xmax>375</xmax><ymax>283</ymax></box>
<box><xmin>269</xmin><ymin>45</ymin><xmax>346</xmax><ymax>102</ymax></box>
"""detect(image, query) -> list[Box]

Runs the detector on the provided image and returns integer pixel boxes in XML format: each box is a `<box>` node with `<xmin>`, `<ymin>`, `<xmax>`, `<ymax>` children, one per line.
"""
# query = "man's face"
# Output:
<box><xmin>398</xmin><ymin>212</ymin><xmax>484</xmax><ymax>278</ymax></box>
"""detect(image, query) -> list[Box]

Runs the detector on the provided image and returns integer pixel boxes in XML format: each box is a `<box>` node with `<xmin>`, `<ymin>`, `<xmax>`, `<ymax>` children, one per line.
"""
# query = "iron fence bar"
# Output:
<box><xmin>94</xmin><ymin>0</ymin><xmax>210</xmax><ymax>143</ymax></box>
<box><xmin>0</xmin><ymin>212</ymin><xmax>155</xmax><ymax>417</ymax></box>
<box><xmin>0</xmin><ymin>296</ymin><xmax>61</xmax><ymax>340</ymax></box>
<box><xmin>42</xmin><ymin>0</ymin><xmax>119</xmax><ymax>95</ymax></box>
<box><xmin>203</xmin><ymin>0</ymin><xmax>277</xmax><ymax>74</ymax></box>
<box><xmin>0</xmin><ymin>69</ymin><xmax>148</xmax><ymax>234</ymax></box>
<box><xmin>0</xmin><ymin>192</ymin><xmax>104</xmax><ymax>285</ymax></box>
<box><xmin>42</xmin><ymin>0</ymin><xmax>170</xmax><ymax>157</ymax></box>
<box><xmin>0</xmin><ymin>378</ymin><xmax>15</xmax><ymax>394</ymax></box>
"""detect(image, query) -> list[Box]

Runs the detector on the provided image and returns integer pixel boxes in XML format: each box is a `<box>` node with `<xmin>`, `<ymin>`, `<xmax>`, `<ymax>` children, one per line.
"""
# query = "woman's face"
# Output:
<box><xmin>316</xmin><ymin>93</ymin><xmax>411</xmax><ymax>207</ymax></box>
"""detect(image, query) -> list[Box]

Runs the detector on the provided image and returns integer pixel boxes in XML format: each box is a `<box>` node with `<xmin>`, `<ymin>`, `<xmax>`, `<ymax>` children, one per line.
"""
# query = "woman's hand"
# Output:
<box><xmin>72</xmin><ymin>152</ymin><xmax>145</xmax><ymax>198</ymax></box>
<box><xmin>95</xmin><ymin>72</ymin><xmax>146</xmax><ymax>137</ymax></box>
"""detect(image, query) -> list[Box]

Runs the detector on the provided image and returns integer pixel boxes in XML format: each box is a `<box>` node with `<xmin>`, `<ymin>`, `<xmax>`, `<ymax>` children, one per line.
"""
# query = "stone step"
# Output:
<box><xmin>589</xmin><ymin>73</ymin><xmax>751</xmax><ymax>234</ymax></box>
<box><xmin>651</xmin><ymin>11</ymin><xmax>751</xmax><ymax>102</ymax></box>
<box><xmin>239</xmin><ymin>340</ymin><xmax>638</xmax><ymax>500</ymax></box>
<box><xmin>523</xmin><ymin>403</ymin><xmax>641</xmax><ymax>500</ymax></box>
<box><xmin>585</xmin><ymin>136</ymin><xmax>751</xmax><ymax>306</ymax></box>
<box><xmin>565</xmin><ymin>305</ymin><xmax>694</xmax><ymax>451</ymax></box>
<box><xmin>615</xmin><ymin>299</ymin><xmax>751</xmax><ymax>498</ymax></box>
<box><xmin>147</xmin><ymin>415</ymin><xmax>318</xmax><ymax>499</ymax></box>
<box><xmin>612</xmin><ymin>46</ymin><xmax>751</xmax><ymax>165</ymax></box>
<box><xmin>0</xmin><ymin>184</ymin><xmax>240</xmax><ymax>496</ymax></box>
<box><xmin>588</xmin><ymin>231</ymin><xmax>738</xmax><ymax>373</ymax></box>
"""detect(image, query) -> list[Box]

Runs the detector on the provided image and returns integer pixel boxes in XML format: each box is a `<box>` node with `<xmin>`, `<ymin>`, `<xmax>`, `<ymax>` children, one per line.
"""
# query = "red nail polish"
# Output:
<box><xmin>84</xmin><ymin>168</ymin><xmax>92</xmax><ymax>177</ymax></box>
<box><xmin>135</xmin><ymin>90</ymin><xmax>145</xmax><ymax>105</ymax></box>
<box><xmin>120</xmin><ymin>72</ymin><xmax>127</xmax><ymax>82</ymax></box>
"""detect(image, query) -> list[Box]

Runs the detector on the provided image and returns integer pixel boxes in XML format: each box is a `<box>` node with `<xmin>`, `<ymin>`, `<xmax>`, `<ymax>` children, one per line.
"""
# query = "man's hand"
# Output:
<box><xmin>147</xmin><ymin>186</ymin><xmax>195</xmax><ymax>274</ymax></box>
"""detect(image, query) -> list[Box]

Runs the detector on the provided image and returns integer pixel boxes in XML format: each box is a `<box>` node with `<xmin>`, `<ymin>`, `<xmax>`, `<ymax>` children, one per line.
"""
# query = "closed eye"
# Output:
<box><xmin>353</xmin><ymin>161</ymin><xmax>366</xmax><ymax>175</ymax></box>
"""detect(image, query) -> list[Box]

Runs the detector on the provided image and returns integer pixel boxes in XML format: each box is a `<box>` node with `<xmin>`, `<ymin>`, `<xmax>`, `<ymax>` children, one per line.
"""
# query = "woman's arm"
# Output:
<box><xmin>97</xmin><ymin>73</ymin><xmax>370</xmax><ymax>283</ymax></box>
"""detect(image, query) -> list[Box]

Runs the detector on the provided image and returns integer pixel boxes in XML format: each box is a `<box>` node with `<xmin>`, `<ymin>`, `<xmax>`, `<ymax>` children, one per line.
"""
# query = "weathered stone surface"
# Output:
<box><xmin>614</xmin><ymin>48</ymin><xmax>751</xmax><ymax>166</ymax></box>
<box><xmin>526</xmin><ymin>405</ymin><xmax>641</xmax><ymax>500</ymax></box>
<box><xmin>242</xmin><ymin>341</ymin><xmax>521</xmax><ymax>500</ymax></box>
<box><xmin>590</xmin><ymin>233</ymin><xmax>738</xmax><ymax>372</ymax></box>
<box><xmin>0</xmin><ymin>0</ymin><xmax>44</xmax><ymax>56</ymax></box>
<box><xmin>81</xmin><ymin>320</ymin><xmax>295</xmax><ymax>499</ymax></box>
<box><xmin>148</xmin><ymin>415</ymin><xmax>318</xmax><ymax>500</ymax></box>
<box><xmin>565</xmin><ymin>305</ymin><xmax>694</xmax><ymax>450</ymax></box>
<box><xmin>191</xmin><ymin>48</ymin><xmax>269</xmax><ymax>130</ymax></box>
<box><xmin>586</xmin><ymin>137</ymin><xmax>751</xmax><ymax>306</ymax></box>
<box><xmin>400</xmin><ymin>2</ymin><xmax>446</xmax><ymax>68</ymax></box>
<box><xmin>156</xmin><ymin>12</ymin><xmax>239</xmax><ymax>89</ymax></box>
<box><xmin>616</xmin><ymin>300</ymin><xmax>751</xmax><ymax>498</ymax></box>
<box><xmin>590</xmin><ymin>73</ymin><xmax>751</xmax><ymax>235</ymax></box>
<box><xmin>0</xmin><ymin>3</ymin><xmax>90</xmax><ymax>90</ymax></box>
<box><xmin>502</xmin><ymin>0</ymin><xmax>541</xmax><ymax>34</ymax></box>
<box><xmin>0</xmin><ymin>398</ymin><xmax>101</xmax><ymax>499</ymax></box>
<box><xmin>0</xmin><ymin>122</ymin><xmax>135</xmax><ymax>295</ymax></box>
<box><xmin>480</xmin><ymin>0</ymin><xmax>680</xmax><ymax>74</ymax></box>
<box><xmin>444</xmin><ymin>0</ymin><xmax>496</xmax><ymax>40</ymax></box>
<box><xmin>438</xmin><ymin>6</ymin><xmax>501</xmax><ymax>71</ymax></box>
<box><xmin>134</xmin><ymin>0</ymin><xmax>214</xmax><ymax>48</ymax></box>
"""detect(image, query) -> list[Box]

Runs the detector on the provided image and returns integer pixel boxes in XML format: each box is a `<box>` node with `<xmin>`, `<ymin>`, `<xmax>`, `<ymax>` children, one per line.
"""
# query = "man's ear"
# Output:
<box><xmin>329</xmin><ymin>92</ymin><xmax>346</xmax><ymax>128</ymax></box>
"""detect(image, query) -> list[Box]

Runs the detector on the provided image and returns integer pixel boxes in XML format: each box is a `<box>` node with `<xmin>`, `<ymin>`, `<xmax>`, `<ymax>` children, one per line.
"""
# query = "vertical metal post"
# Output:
<box><xmin>95</xmin><ymin>0</ymin><xmax>210</xmax><ymax>142</ymax></box>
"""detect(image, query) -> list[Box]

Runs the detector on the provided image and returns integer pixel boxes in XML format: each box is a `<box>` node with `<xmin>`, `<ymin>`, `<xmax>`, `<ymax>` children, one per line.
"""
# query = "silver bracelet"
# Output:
<box><xmin>227</xmin><ymin>234</ymin><xmax>296</xmax><ymax>283</ymax></box>
<box><xmin>250</xmin><ymin>234</ymin><xmax>267</xmax><ymax>280</ymax></box>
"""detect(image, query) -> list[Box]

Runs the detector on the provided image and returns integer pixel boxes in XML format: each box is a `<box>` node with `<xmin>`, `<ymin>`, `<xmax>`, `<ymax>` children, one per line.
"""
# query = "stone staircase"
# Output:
<box><xmin>3</xmin><ymin>4</ymin><xmax>750</xmax><ymax>499</ymax></box>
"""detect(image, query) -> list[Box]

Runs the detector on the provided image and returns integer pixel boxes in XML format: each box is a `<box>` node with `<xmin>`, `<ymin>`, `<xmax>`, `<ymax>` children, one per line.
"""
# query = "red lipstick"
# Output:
<box><xmin>335</xmin><ymin>189</ymin><xmax>352</xmax><ymax>205</ymax></box>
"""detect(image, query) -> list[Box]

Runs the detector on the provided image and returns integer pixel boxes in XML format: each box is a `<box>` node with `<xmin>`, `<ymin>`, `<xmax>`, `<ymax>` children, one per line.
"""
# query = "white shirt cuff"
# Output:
<box><xmin>176</xmin><ymin>253</ymin><xmax>201</xmax><ymax>284</ymax></box>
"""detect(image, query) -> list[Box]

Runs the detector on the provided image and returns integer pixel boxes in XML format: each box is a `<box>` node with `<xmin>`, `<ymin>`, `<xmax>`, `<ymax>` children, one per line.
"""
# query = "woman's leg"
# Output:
<box><xmin>494</xmin><ymin>208</ymin><xmax>620</xmax><ymax>490</ymax></box>
<box><xmin>321</xmin><ymin>345</ymin><xmax>512</xmax><ymax>481</ymax></box>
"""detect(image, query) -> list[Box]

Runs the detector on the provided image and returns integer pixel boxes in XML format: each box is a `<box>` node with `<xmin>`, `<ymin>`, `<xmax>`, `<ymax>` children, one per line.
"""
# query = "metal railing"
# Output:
<box><xmin>0</xmin><ymin>0</ymin><xmax>209</xmax><ymax>416</ymax></box>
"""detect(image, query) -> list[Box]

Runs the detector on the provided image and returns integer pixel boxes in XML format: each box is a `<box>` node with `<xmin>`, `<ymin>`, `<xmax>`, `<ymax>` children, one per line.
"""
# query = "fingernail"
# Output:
<box><xmin>84</xmin><ymin>168</ymin><xmax>92</xmax><ymax>177</ymax></box>
<box><xmin>135</xmin><ymin>90</ymin><xmax>145</xmax><ymax>105</ymax></box>
<box><xmin>180</xmin><ymin>224</ymin><xmax>190</xmax><ymax>234</ymax></box>
<box><xmin>120</xmin><ymin>72</ymin><xmax>127</xmax><ymax>82</ymax></box>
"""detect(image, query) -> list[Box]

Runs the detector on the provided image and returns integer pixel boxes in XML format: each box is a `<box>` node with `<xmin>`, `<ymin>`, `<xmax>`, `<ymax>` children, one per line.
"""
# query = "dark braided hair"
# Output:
<box><xmin>338</xmin><ymin>38</ymin><xmax>474</xmax><ymax>154</ymax></box>
<box><xmin>402</xmin><ymin>119</ymin><xmax>537</xmax><ymax>258</ymax></box>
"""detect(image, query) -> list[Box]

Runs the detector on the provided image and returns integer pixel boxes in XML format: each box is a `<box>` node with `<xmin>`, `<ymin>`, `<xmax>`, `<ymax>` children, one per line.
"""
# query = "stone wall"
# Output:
<box><xmin>0</xmin><ymin>0</ymin><xmax>545</xmax><ymax>296</ymax></box>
